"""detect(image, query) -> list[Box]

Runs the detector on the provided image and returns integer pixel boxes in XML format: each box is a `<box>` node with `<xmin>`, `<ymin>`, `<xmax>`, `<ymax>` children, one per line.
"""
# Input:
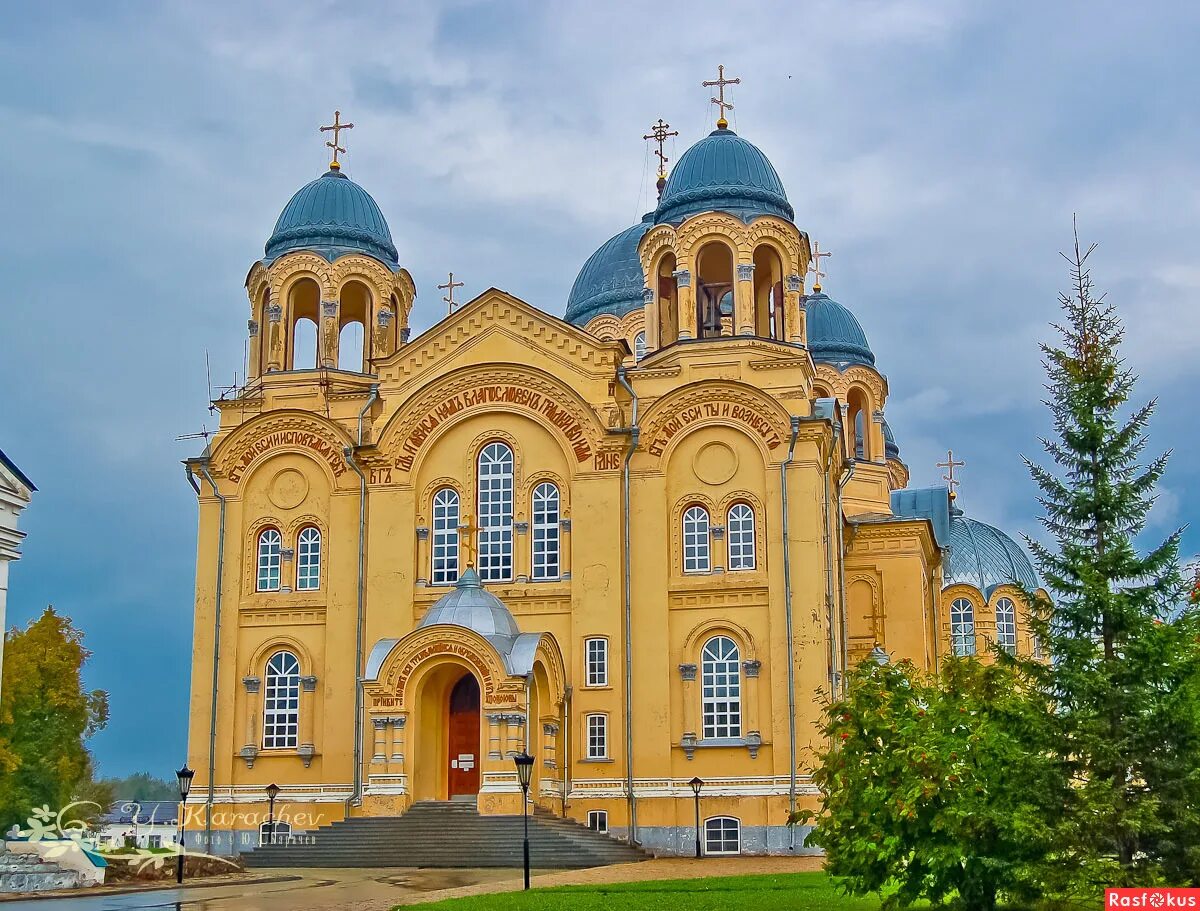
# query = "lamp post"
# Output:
<box><xmin>265</xmin><ymin>783</ymin><xmax>281</xmax><ymax>846</ymax></box>
<box><xmin>175</xmin><ymin>765</ymin><xmax>194</xmax><ymax>885</ymax></box>
<box><xmin>689</xmin><ymin>776</ymin><xmax>704</xmax><ymax>858</ymax></box>
<box><xmin>513</xmin><ymin>751</ymin><xmax>535</xmax><ymax>890</ymax></box>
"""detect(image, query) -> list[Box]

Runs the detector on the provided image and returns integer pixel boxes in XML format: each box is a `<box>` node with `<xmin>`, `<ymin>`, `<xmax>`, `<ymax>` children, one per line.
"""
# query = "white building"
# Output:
<box><xmin>97</xmin><ymin>801</ymin><xmax>180</xmax><ymax>850</ymax></box>
<box><xmin>0</xmin><ymin>448</ymin><xmax>36</xmax><ymax>703</ymax></box>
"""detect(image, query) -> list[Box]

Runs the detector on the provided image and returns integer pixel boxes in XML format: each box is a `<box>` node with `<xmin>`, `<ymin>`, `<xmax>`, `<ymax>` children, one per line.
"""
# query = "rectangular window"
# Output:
<box><xmin>585</xmin><ymin>714</ymin><xmax>607</xmax><ymax>759</ymax></box>
<box><xmin>585</xmin><ymin>638</ymin><xmax>608</xmax><ymax>687</ymax></box>
<box><xmin>148</xmin><ymin>835</ymin><xmax>162</xmax><ymax>849</ymax></box>
<box><xmin>586</xmin><ymin>810</ymin><xmax>608</xmax><ymax>833</ymax></box>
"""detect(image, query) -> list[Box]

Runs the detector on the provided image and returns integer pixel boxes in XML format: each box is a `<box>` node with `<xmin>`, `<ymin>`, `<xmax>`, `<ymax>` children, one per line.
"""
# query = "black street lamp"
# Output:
<box><xmin>265</xmin><ymin>783</ymin><xmax>281</xmax><ymax>846</ymax></box>
<box><xmin>689</xmin><ymin>776</ymin><xmax>704</xmax><ymax>858</ymax></box>
<box><xmin>513</xmin><ymin>752</ymin><xmax>535</xmax><ymax>890</ymax></box>
<box><xmin>175</xmin><ymin>765</ymin><xmax>194</xmax><ymax>885</ymax></box>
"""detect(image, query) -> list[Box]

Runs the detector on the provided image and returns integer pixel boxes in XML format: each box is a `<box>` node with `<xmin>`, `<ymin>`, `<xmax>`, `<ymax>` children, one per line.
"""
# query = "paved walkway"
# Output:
<box><xmin>0</xmin><ymin>857</ymin><xmax>823</xmax><ymax>911</ymax></box>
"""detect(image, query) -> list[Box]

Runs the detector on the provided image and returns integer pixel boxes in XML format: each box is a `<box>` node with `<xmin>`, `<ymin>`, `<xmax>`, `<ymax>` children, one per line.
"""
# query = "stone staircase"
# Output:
<box><xmin>243</xmin><ymin>800</ymin><xmax>648</xmax><ymax>868</ymax></box>
<box><xmin>0</xmin><ymin>847</ymin><xmax>85</xmax><ymax>893</ymax></box>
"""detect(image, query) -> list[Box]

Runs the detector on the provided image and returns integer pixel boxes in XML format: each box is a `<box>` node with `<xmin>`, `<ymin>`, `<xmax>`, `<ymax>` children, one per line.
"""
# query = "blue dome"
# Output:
<box><xmin>882</xmin><ymin>418</ymin><xmax>900</xmax><ymax>461</ymax></box>
<box><xmin>805</xmin><ymin>292</ymin><xmax>875</xmax><ymax>369</ymax></box>
<box><xmin>946</xmin><ymin>512</ymin><xmax>1039</xmax><ymax>596</ymax></box>
<box><xmin>265</xmin><ymin>168</ymin><xmax>398</xmax><ymax>267</ymax></box>
<box><xmin>656</xmin><ymin>129</ymin><xmax>793</xmax><ymax>224</ymax></box>
<box><xmin>564</xmin><ymin>215</ymin><xmax>653</xmax><ymax>326</ymax></box>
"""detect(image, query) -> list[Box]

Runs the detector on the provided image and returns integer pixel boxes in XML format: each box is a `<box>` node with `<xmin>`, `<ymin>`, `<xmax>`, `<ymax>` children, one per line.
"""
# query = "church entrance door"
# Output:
<box><xmin>447</xmin><ymin>673</ymin><xmax>481</xmax><ymax>797</ymax></box>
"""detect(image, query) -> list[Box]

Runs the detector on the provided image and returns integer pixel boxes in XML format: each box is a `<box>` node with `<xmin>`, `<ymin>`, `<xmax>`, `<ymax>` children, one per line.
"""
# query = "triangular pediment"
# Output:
<box><xmin>377</xmin><ymin>288</ymin><xmax>628</xmax><ymax>394</ymax></box>
<box><xmin>0</xmin><ymin>449</ymin><xmax>35</xmax><ymax>502</ymax></box>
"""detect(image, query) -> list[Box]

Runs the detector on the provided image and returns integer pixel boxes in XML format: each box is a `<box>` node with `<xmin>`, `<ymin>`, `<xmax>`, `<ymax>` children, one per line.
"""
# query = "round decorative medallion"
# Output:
<box><xmin>693</xmin><ymin>441</ymin><xmax>738</xmax><ymax>485</ymax></box>
<box><xmin>269</xmin><ymin>468</ymin><xmax>309</xmax><ymax>510</ymax></box>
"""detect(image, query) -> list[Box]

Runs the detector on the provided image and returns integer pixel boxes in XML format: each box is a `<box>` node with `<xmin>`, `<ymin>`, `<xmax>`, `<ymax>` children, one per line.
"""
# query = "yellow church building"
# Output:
<box><xmin>184</xmin><ymin>88</ymin><xmax>1045</xmax><ymax>858</ymax></box>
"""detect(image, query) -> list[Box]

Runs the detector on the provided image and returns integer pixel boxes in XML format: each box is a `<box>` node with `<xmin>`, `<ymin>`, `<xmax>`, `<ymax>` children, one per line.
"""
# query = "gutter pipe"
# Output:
<box><xmin>615</xmin><ymin>366</ymin><xmax>639</xmax><ymax>845</ymax></box>
<box><xmin>345</xmin><ymin>384</ymin><xmax>379</xmax><ymax>806</ymax></box>
<box><xmin>779</xmin><ymin>416</ymin><xmax>800</xmax><ymax>848</ymax></box>
<box><xmin>195</xmin><ymin>462</ymin><xmax>226</xmax><ymax>853</ymax></box>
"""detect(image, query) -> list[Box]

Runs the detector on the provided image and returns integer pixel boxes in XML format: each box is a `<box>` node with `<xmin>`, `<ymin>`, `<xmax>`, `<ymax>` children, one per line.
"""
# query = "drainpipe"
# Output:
<box><xmin>779</xmin><ymin>416</ymin><xmax>800</xmax><ymax>848</ymax></box>
<box><xmin>344</xmin><ymin>384</ymin><xmax>379</xmax><ymax>807</ymax></box>
<box><xmin>561</xmin><ymin>685</ymin><xmax>571</xmax><ymax>818</ymax></box>
<box><xmin>821</xmin><ymin>423</ymin><xmax>839</xmax><ymax>698</ymax></box>
<box><xmin>835</xmin><ymin>461</ymin><xmax>856</xmax><ymax>693</ymax></box>
<box><xmin>195</xmin><ymin>462</ymin><xmax>227</xmax><ymax>853</ymax></box>
<box><xmin>615</xmin><ymin>367</ymin><xmax>639</xmax><ymax>845</ymax></box>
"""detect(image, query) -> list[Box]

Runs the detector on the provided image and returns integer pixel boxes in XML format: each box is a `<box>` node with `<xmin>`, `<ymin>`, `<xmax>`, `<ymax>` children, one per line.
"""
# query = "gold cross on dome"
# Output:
<box><xmin>702</xmin><ymin>64</ymin><xmax>741</xmax><ymax>129</ymax></box>
<box><xmin>458</xmin><ymin>516</ymin><xmax>477</xmax><ymax>567</ymax></box>
<box><xmin>439</xmin><ymin>272</ymin><xmax>465</xmax><ymax>314</ymax></box>
<box><xmin>319</xmin><ymin>110</ymin><xmax>354</xmax><ymax>169</ymax></box>
<box><xmin>808</xmin><ymin>240</ymin><xmax>832</xmax><ymax>293</ymax></box>
<box><xmin>643</xmin><ymin>118</ymin><xmax>680</xmax><ymax>180</ymax></box>
<box><xmin>937</xmin><ymin>449</ymin><xmax>966</xmax><ymax>500</ymax></box>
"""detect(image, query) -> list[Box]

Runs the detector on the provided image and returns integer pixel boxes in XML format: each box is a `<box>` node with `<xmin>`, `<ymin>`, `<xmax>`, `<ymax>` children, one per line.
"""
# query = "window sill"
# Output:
<box><xmin>581</xmin><ymin>685</ymin><xmax>613</xmax><ymax>691</ymax></box>
<box><xmin>579</xmin><ymin>757</ymin><xmax>614</xmax><ymax>763</ymax></box>
<box><xmin>680</xmin><ymin>732</ymin><xmax>763</xmax><ymax>760</ymax></box>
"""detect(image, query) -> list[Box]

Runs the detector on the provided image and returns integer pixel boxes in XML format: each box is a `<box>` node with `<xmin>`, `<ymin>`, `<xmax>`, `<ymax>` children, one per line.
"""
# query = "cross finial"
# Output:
<box><xmin>458</xmin><ymin>515</ymin><xmax>477</xmax><ymax>568</ymax></box>
<box><xmin>439</xmin><ymin>272</ymin><xmax>465</xmax><ymax>315</ymax></box>
<box><xmin>808</xmin><ymin>240</ymin><xmax>832</xmax><ymax>293</ymax></box>
<box><xmin>702</xmin><ymin>64</ymin><xmax>741</xmax><ymax>129</ymax></box>
<box><xmin>643</xmin><ymin>118</ymin><xmax>680</xmax><ymax>187</ymax></box>
<box><xmin>937</xmin><ymin>449</ymin><xmax>966</xmax><ymax>500</ymax></box>
<box><xmin>319</xmin><ymin>110</ymin><xmax>354</xmax><ymax>170</ymax></box>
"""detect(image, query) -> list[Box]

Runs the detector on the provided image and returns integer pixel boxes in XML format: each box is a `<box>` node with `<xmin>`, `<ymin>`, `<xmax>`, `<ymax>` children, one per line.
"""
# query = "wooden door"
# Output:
<box><xmin>447</xmin><ymin>674</ymin><xmax>481</xmax><ymax>797</ymax></box>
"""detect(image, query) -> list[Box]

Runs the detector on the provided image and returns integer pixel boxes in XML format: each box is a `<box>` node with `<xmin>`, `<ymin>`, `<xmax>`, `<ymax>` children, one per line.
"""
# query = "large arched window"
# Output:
<box><xmin>256</xmin><ymin>528</ymin><xmax>282</xmax><ymax>592</ymax></box>
<box><xmin>995</xmin><ymin>597</ymin><xmax>1017</xmax><ymax>653</ymax></box>
<box><xmin>263</xmin><ymin>651</ymin><xmax>300</xmax><ymax>749</ymax></box>
<box><xmin>431</xmin><ymin>487</ymin><xmax>460</xmax><ymax>585</ymax></box>
<box><xmin>477</xmin><ymin>442</ymin><xmax>514</xmax><ymax>581</ymax></box>
<box><xmin>531</xmin><ymin>482</ymin><xmax>560</xmax><ymax>580</ymax></box>
<box><xmin>726</xmin><ymin>503</ymin><xmax>756</xmax><ymax>571</ymax></box>
<box><xmin>701</xmin><ymin>636</ymin><xmax>742</xmax><ymax>739</ymax></box>
<box><xmin>296</xmin><ymin>526</ymin><xmax>321</xmax><ymax>591</ymax></box>
<box><xmin>951</xmin><ymin>597</ymin><xmax>976</xmax><ymax>657</ymax></box>
<box><xmin>682</xmin><ymin>505</ymin><xmax>711</xmax><ymax>574</ymax></box>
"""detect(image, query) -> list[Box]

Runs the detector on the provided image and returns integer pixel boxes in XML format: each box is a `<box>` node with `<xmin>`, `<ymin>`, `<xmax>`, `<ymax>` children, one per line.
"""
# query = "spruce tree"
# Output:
<box><xmin>1022</xmin><ymin>225</ymin><xmax>1200</xmax><ymax>888</ymax></box>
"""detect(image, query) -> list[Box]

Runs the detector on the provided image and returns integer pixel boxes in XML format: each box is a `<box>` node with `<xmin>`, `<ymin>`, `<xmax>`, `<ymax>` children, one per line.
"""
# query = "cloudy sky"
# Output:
<box><xmin>2</xmin><ymin>1</ymin><xmax>1197</xmax><ymax>778</ymax></box>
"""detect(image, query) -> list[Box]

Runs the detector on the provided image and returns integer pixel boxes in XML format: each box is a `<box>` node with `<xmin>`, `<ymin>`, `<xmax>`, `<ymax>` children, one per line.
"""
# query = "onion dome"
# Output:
<box><xmin>655</xmin><ymin>128</ymin><xmax>793</xmax><ymax>224</ymax></box>
<box><xmin>805</xmin><ymin>292</ymin><xmax>875</xmax><ymax>369</ymax></box>
<box><xmin>946</xmin><ymin>511</ymin><xmax>1039</xmax><ymax>595</ymax></box>
<box><xmin>882</xmin><ymin>418</ymin><xmax>900</xmax><ymax>461</ymax></box>
<box><xmin>564</xmin><ymin>214</ymin><xmax>654</xmax><ymax>326</ymax></box>
<box><xmin>265</xmin><ymin>167</ymin><xmax>398</xmax><ymax>267</ymax></box>
<box><xmin>418</xmin><ymin>568</ymin><xmax>520</xmax><ymax>639</ymax></box>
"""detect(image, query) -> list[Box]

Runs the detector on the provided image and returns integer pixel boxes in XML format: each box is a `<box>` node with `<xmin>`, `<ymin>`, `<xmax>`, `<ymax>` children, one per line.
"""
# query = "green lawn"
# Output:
<box><xmin>414</xmin><ymin>872</ymin><xmax>885</xmax><ymax>910</ymax></box>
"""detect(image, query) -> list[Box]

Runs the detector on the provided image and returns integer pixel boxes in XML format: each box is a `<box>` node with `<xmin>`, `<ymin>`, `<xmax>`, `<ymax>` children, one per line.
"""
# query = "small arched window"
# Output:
<box><xmin>682</xmin><ymin>505</ymin><xmax>711</xmax><ymax>573</ymax></box>
<box><xmin>296</xmin><ymin>526</ymin><xmax>321</xmax><ymax>591</ymax></box>
<box><xmin>634</xmin><ymin>331</ymin><xmax>647</xmax><ymax>361</ymax></box>
<box><xmin>256</xmin><ymin>528</ymin><xmax>282</xmax><ymax>592</ymax></box>
<box><xmin>431</xmin><ymin>487</ymin><xmax>460</xmax><ymax>585</ymax></box>
<box><xmin>478</xmin><ymin>442</ymin><xmax>515</xmax><ymax>581</ymax></box>
<box><xmin>726</xmin><ymin>503</ymin><xmax>756</xmax><ymax>571</ymax></box>
<box><xmin>701</xmin><ymin>636</ymin><xmax>741</xmax><ymax>739</ymax></box>
<box><xmin>704</xmin><ymin>816</ymin><xmax>741</xmax><ymax>855</ymax></box>
<box><xmin>263</xmin><ymin>651</ymin><xmax>300</xmax><ymax>749</ymax></box>
<box><xmin>531</xmin><ymin>482</ymin><xmax>560</xmax><ymax>580</ymax></box>
<box><xmin>996</xmin><ymin>597</ymin><xmax>1017</xmax><ymax>653</ymax></box>
<box><xmin>951</xmin><ymin>597</ymin><xmax>976</xmax><ymax>657</ymax></box>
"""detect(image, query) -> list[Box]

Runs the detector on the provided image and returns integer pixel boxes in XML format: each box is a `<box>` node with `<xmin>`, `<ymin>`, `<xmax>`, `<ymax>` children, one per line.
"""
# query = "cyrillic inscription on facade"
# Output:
<box><xmin>227</xmin><ymin>430</ymin><xmax>347</xmax><ymax>482</ymax></box>
<box><xmin>647</xmin><ymin>402</ymin><xmax>783</xmax><ymax>457</ymax></box>
<box><xmin>396</xmin><ymin>385</ymin><xmax>592</xmax><ymax>470</ymax></box>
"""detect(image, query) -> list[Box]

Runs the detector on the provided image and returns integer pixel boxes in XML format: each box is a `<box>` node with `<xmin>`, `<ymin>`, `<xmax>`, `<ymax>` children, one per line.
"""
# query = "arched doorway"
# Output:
<box><xmin>447</xmin><ymin>673</ymin><xmax>481</xmax><ymax>797</ymax></box>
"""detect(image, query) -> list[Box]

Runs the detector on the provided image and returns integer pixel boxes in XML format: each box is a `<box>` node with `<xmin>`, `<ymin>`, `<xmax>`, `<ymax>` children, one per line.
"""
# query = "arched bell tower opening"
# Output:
<box><xmin>287</xmin><ymin>278</ymin><xmax>320</xmax><ymax>370</ymax></box>
<box><xmin>338</xmin><ymin>280</ymin><xmax>371</xmax><ymax>372</ymax></box>
<box><xmin>657</xmin><ymin>252</ymin><xmax>679</xmax><ymax>346</ymax></box>
<box><xmin>753</xmin><ymin>244</ymin><xmax>785</xmax><ymax>340</ymax></box>
<box><xmin>696</xmin><ymin>241</ymin><xmax>734</xmax><ymax>339</ymax></box>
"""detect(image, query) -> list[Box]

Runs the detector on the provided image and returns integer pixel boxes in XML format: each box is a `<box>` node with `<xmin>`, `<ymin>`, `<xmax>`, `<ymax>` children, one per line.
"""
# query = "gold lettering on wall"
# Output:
<box><xmin>395</xmin><ymin>384</ymin><xmax>593</xmax><ymax>470</ymax></box>
<box><xmin>647</xmin><ymin>402</ymin><xmax>783</xmax><ymax>457</ymax></box>
<box><xmin>228</xmin><ymin>430</ymin><xmax>347</xmax><ymax>482</ymax></box>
